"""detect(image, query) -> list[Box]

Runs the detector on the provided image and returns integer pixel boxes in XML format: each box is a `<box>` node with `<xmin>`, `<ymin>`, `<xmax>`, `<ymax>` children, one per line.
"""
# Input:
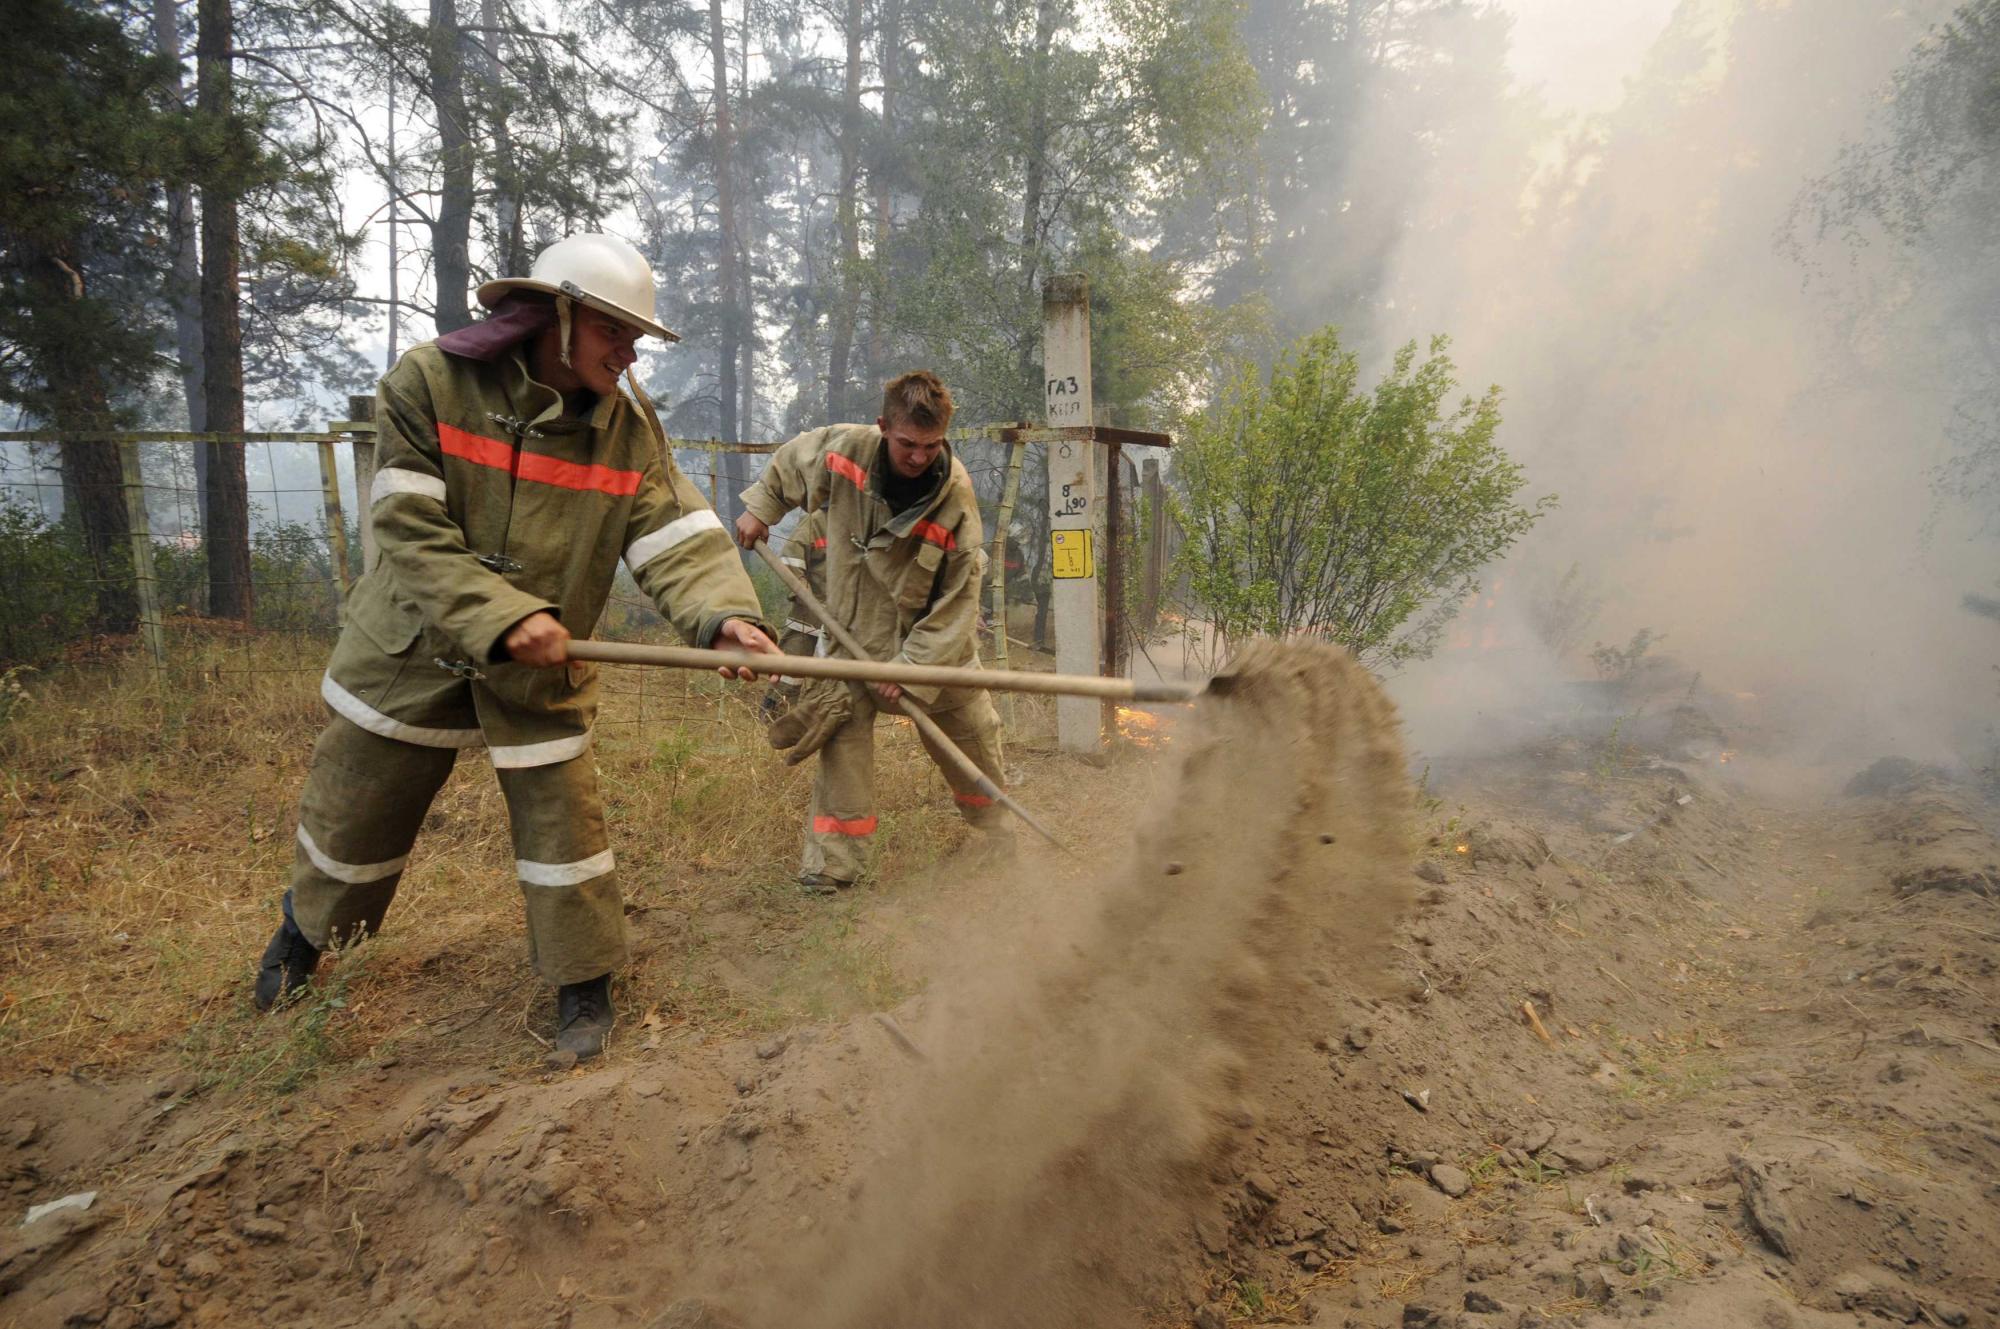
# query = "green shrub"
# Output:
<box><xmin>1171</xmin><ymin>329</ymin><xmax>1553</xmax><ymax>668</ymax></box>
<box><xmin>0</xmin><ymin>497</ymin><xmax>96</xmax><ymax>664</ymax></box>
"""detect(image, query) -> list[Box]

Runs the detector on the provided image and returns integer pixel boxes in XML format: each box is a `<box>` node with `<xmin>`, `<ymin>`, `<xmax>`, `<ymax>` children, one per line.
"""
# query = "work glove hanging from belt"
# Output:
<box><xmin>766</xmin><ymin>677</ymin><xmax>853</xmax><ymax>766</ymax></box>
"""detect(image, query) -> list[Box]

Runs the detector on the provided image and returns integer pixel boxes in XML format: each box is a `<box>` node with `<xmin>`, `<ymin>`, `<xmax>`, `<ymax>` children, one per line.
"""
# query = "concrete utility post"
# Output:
<box><xmin>342</xmin><ymin>394</ymin><xmax>378</xmax><ymax>571</ymax></box>
<box><xmin>1043</xmin><ymin>274</ymin><xmax>1101</xmax><ymax>754</ymax></box>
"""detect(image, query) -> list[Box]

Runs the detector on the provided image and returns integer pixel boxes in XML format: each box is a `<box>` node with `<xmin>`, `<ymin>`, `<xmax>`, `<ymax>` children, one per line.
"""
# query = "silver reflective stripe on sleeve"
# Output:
<box><xmin>624</xmin><ymin>509</ymin><xmax>725</xmax><ymax>571</ymax></box>
<box><xmin>487</xmin><ymin>732</ymin><xmax>593</xmax><ymax>769</ymax></box>
<box><xmin>784</xmin><ymin>620</ymin><xmax>823</xmax><ymax>637</ymax></box>
<box><xmin>781</xmin><ymin>556</ymin><xmax>807</xmax><ymax>569</ymax></box>
<box><xmin>297</xmin><ymin>825</ymin><xmax>409</xmax><ymax>884</ymax></box>
<box><xmin>372</xmin><ymin>467</ymin><xmax>448</xmax><ymax>504</ymax></box>
<box><xmin>321</xmin><ymin>674</ymin><xmax>484</xmax><ymax>748</ymax></box>
<box><xmin>517</xmin><ymin>847</ymin><xmax>616</xmax><ymax>887</ymax></box>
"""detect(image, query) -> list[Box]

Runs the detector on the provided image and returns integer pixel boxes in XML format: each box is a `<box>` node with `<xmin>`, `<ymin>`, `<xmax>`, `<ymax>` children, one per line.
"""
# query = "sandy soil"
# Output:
<box><xmin>3</xmin><ymin>644</ymin><xmax>1997</xmax><ymax>1329</ymax></box>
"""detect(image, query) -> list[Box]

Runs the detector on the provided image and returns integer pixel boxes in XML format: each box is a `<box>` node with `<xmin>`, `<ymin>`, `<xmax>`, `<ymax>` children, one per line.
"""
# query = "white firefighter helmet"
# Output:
<box><xmin>476</xmin><ymin>233</ymin><xmax>678</xmax><ymax>342</ymax></box>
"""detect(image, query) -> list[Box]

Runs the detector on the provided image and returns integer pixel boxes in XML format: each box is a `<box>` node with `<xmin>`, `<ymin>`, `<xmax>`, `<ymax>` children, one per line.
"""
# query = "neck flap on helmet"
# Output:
<box><xmin>434</xmin><ymin>292</ymin><xmax>558</xmax><ymax>362</ymax></box>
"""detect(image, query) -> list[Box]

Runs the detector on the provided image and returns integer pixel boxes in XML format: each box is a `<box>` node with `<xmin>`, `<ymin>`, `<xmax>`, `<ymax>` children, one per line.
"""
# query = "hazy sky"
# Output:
<box><xmin>1496</xmin><ymin>0</ymin><xmax>1684</xmax><ymax>115</ymax></box>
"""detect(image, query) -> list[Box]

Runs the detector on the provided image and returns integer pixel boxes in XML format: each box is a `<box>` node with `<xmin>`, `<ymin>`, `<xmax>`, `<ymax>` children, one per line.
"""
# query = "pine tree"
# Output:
<box><xmin>0</xmin><ymin>0</ymin><xmax>193</xmax><ymax>633</ymax></box>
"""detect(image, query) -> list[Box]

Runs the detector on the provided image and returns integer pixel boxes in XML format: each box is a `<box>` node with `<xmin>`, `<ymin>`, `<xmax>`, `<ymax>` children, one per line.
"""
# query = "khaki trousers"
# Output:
<box><xmin>802</xmin><ymin>689</ymin><xmax>1006</xmax><ymax>884</ymax></box>
<box><xmin>286</xmin><ymin>715</ymin><xmax>626</xmax><ymax>986</ymax></box>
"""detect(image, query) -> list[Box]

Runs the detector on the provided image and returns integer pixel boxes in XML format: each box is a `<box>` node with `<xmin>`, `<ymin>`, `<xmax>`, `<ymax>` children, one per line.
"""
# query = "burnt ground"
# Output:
<box><xmin>3</xmin><ymin>646</ymin><xmax>1998</xmax><ymax>1329</ymax></box>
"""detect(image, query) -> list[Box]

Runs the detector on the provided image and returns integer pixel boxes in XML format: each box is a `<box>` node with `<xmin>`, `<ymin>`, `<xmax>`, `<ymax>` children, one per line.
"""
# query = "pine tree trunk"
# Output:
<box><xmin>430</xmin><ymin>0</ymin><xmax>475</xmax><ymax>333</ymax></box>
<box><xmin>197</xmin><ymin>0</ymin><xmax>251</xmax><ymax>624</ymax></box>
<box><xmin>824</xmin><ymin>0</ymin><xmax>864</xmax><ymax>423</ymax></box>
<box><xmin>56</xmin><ymin>439</ymin><xmax>137</xmax><ymax>635</ymax></box>
<box><xmin>155</xmin><ymin>0</ymin><xmax>209</xmax><ymax>557</ymax></box>
<box><xmin>386</xmin><ymin>59</ymin><xmax>402</xmax><ymax>367</ymax></box>
<box><xmin>154</xmin><ymin>0</ymin><xmax>209</xmax><ymax>544</ymax></box>
<box><xmin>708</xmin><ymin>0</ymin><xmax>739</xmax><ymax>453</ymax></box>
<box><xmin>35</xmin><ymin>252</ymin><xmax>138</xmax><ymax>634</ymax></box>
<box><xmin>736</xmin><ymin>0</ymin><xmax>752</xmax><ymax>427</ymax></box>
<box><xmin>478</xmin><ymin>0</ymin><xmax>524</xmax><ymax>277</ymax></box>
<box><xmin>865</xmin><ymin>0</ymin><xmax>900</xmax><ymax>390</ymax></box>
<box><xmin>729</xmin><ymin>0</ymin><xmax>755</xmax><ymax>509</ymax></box>
<box><xmin>1017</xmin><ymin>0</ymin><xmax>1057</xmax><ymax>412</ymax></box>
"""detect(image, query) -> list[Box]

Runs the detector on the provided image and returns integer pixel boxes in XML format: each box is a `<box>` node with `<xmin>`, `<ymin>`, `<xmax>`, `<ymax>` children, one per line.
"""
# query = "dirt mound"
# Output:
<box><xmin>720</xmin><ymin>639</ymin><xmax>1417</xmax><ymax>1326</ymax></box>
<box><xmin>1843</xmin><ymin>756</ymin><xmax>1946</xmax><ymax>799</ymax></box>
<box><xmin>1849</xmin><ymin>766</ymin><xmax>2000</xmax><ymax>897</ymax></box>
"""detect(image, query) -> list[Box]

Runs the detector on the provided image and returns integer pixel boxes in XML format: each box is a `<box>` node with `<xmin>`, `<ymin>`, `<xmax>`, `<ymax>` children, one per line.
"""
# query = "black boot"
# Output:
<box><xmin>253</xmin><ymin>891</ymin><xmax>322</xmax><ymax>1012</ymax></box>
<box><xmin>555</xmin><ymin>974</ymin><xmax>614</xmax><ymax>1060</ymax></box>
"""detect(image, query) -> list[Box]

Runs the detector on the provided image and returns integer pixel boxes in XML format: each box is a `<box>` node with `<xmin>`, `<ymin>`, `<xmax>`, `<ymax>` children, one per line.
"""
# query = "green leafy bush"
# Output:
<box><xmin>0</xmin><ymin>498</ymin><xmax>346</xmax><ymax>664</ymax></box>
<box><xmin>0</xmin><ymin>497</ymin><xmax>98</xmax><ymax>663</ymax></box>
<box><xmin>1171</xmin><ymin>329</ymin><xmax>1553</xmax><ymax>668</ymax></box>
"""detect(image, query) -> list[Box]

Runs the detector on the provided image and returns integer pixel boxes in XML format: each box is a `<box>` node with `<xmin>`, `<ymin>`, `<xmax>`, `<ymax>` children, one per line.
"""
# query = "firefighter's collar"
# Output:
<box><xmin>503</xmin><ymin>349</ymin><xmax>613</xmax><ymax>434</ymax></box>
<box><xmin>873</xmin><ymin>438</ymin><xmax>955</xmax><ymax>542</ymax></box>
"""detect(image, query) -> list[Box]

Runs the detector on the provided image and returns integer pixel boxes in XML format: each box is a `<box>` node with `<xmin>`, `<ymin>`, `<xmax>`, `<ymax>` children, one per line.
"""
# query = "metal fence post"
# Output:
<box><xmin>117</xmin><ymin>439</ymin><xmax>166</xmax><ymax>668</ymax></box>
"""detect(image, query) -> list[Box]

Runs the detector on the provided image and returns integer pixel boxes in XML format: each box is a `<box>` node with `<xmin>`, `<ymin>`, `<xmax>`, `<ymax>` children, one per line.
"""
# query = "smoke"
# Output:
<box><xmin>1375</xmin><ymin>0</ymin><xmax>1997</xmax><ymax>772</ymax></box>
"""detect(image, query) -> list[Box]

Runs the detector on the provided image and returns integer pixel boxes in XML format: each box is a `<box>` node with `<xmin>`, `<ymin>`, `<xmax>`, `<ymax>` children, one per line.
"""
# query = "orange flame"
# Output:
<box><xmin>1115</xmin><ymin>706</ymin><xmax>1170</xmax><ymax>748</ymax></box>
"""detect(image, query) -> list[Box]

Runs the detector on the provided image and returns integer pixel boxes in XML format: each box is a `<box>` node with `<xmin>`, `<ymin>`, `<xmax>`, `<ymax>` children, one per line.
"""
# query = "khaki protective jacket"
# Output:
<box><xmin>739</xmin><ymin>424</ymin><xmax>985</xmax><ymax>707</ymax></box>
<box><xmin>777</xmin><ymin>508</ymin><xmax>828</xmax><ymax>639</ymax></box>
<box><xmin>324</xmin><ymin>342</ymin><xmax>765</xmax><ymax>765</ymax></box>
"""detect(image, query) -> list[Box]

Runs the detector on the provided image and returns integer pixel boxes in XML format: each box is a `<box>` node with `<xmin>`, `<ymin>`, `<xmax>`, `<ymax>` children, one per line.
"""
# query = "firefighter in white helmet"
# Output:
<box><xmin>251</xmin><ymin>233</ymin><xmax>779</xmax><ymax>1061</ymax></box>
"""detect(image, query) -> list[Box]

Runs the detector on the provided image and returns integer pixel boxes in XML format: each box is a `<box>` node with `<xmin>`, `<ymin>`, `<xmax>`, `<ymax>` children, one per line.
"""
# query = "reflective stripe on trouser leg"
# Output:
<box><xmin>288</xmin><ymin>715</ymin><xmax>458</xmax><ymax>948</ymax></box>
<box><xmin>921</xmin><ymin>691</ymin><xmax>1008</xmax><ymax>830</ymax></box>
<box><xmin>496</xmin><ymin>754</ymin><xmax>627</xmax><ymax>985</ymax></box>
<box><xmin>802</xmin><ymin>696</ymin><xmax>878</xmax><ymax>884</ymax></box>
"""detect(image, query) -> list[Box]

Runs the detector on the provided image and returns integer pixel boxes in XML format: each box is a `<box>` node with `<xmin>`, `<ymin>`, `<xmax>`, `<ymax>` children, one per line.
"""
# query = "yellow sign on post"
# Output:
<box><xmin>1051</xmin><ymin>528</ymin><xmax>1094</xmax><ymax>579</ymax></box>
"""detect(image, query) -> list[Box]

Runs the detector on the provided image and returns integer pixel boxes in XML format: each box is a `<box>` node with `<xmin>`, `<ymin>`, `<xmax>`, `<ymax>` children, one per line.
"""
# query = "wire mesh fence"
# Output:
<box><xmin>0</xmin><ymin>422</ymin><xmax>1177</xmax><ymax>738</ymax></box>
<box><xmin>0</xmin><ymin>432</ymin><xmax>356</xmax><ymax>669</ymax></box>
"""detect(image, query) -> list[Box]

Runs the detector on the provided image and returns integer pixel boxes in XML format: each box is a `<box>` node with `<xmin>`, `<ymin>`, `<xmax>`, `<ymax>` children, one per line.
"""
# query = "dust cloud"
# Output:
<box><xmin>1376</xmin><ymin>0</ymin><xmax>1996</xmax><ymax>775</ymax></box>
<box><xmin>715</xmin><ymin>642</ymin><xmax>1414</xmax><ymax>1328</ymax></box>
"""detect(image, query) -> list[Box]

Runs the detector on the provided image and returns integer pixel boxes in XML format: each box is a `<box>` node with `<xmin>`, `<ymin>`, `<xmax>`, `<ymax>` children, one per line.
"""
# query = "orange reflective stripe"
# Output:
<box><xmin>812</xmin><ymin>536</ymin><xmax>828</xmax><ymax>548</ymax></box>
<box><xmin>952</xmin><ymin>791</ymin><xmax>995</xmax><ymax>808</ymax></box>
<box><xmin>913</xmin><ymin>519</ymin><xmax>957</xmax><ymax>550</ymax></box>
<box><xmin>514</xmin><ymin>452</ymin><xmax>643</xmax><ymax>496</ymax></box>
<box><xmin>813</xmin><ymin>813</ymin><xmax>878</xmax><ymax>836</ymax></box>
<box><xmin>826</xmin><ymin>452</ymin><xmax>868</xmax><ymax>489</ymax></box>
<box><xmin>437</xmin><ymin>422</ymin><xmax>515</xmax><ymax>470</ymax></box>
<box><xmin>437</xmin><ymin>422</ymin><xmax>643</xmax><ymax>496</ymax></box>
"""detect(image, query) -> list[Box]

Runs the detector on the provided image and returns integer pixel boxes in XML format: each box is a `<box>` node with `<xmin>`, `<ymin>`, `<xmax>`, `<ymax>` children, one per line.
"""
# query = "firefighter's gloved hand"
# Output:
<box><xmin>766</xmin><ymin>678</ymin><xmax>850</xmax><ymax>766</ymax></box>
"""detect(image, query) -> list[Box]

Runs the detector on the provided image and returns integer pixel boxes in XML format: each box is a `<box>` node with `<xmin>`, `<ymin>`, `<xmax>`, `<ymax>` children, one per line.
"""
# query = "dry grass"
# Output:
<box><xmin>0</xmin><ymin>627</ymin><xmax>1041</xmax><ymax>1086</ymax></box>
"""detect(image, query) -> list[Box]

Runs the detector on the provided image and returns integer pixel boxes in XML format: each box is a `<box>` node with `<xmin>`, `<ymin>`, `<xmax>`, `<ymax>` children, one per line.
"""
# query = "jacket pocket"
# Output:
<box><xmin>347</xmin><ymin>582</ymin><xmax>426</xmax><ymax>656</ymax></box>
<box><xmin>897</xmin><ymin>542</ymin><xmax>946</xmax><ymax>612</ymax></box>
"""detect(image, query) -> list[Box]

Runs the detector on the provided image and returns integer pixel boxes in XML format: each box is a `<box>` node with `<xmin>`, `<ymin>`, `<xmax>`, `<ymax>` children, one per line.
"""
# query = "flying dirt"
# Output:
<box><xmin>712</xmin><ymin>640</ymin><xmax>1417</xmax><ymax>1327</ymax></box>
